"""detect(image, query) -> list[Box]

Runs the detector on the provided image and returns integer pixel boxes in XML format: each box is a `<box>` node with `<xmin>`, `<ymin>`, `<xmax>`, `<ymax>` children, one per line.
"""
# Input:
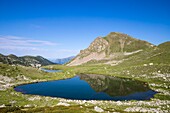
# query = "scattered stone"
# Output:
<box><xmin>149</xmin><ymin>63</ymin><xmax>153</xmax><ymax>65</ymax></box>
<box><xmin>57</xmin><ymin>102</ymin><xmax>70</xmax><ymax>106</ymax></box>
<box><xmin>0</xmin><ymin>75</ymin><xmax>14</xmax><ymax>83</ymax></box>
<box><xmin>0</xmin><ymin>75</ymin><xmax>15</xmax><ymax>90</ymax></box>
<box><xmin>28</xmin><ymin>96</ymin><xmax>41</xmax><ymax>101</ymax></box>
<box><xmin>0</xmin><ymin>104</ymin><xmax>5</xmax><ymax>108</ymax></box>
<box><xmin>116</xmin><ymin>101</ymin><xmax>122</xmax><ymax>105</ymax></box>
<box><xmin>124</xmin><ymin>106</ymin><xmax>168</xmax><ymax>113</ymax></box>
<box><xmin>143</xmin><ymin>64</ymin><xmax>147</xmax><ymax>66</ymax></box>
<box><xmin>24</xmin><ymin>104</ymin><xmax>32</xmax><ymax>107</ymax></box>
<box><xmin>94</xmin><ymin>106</ymin><xmax>104</xmax><ymax>112</ymax></box>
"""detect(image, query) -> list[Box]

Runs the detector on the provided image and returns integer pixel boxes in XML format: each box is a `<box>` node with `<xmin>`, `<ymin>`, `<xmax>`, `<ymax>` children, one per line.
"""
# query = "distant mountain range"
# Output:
<box><xmin>0</xmin><ymin>54</ymin><xmax>54</xmax><ymax>67</ymax></box>
<box><xmin>67</xmin><ymin>32</ymin><xmax>170</xmax><ymax>66</ymax></box>
<box><xmin>50</xmin><ymin>56</ymin><xmax>75</xmax><ymax>64</ymax></box>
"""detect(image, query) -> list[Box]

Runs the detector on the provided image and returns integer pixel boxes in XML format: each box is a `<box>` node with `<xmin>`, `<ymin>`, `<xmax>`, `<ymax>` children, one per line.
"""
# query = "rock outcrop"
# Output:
<box><xmin>67</xmin><ymin>37</ymin><xmax>109</xmax><ymax>66</ymax></box>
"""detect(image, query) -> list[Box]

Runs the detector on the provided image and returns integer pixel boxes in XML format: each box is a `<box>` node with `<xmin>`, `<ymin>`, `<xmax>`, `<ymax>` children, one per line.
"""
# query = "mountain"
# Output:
<box><xmin>0</xmin><ymin>54</ymin><xmax>54</xmax><ymax>67</ymax></box>
<box><xmin>50</xmin><ymin>56</ymin><xmax>75</xmax><ymax>64</ymax></box>
<box><xmin>67</xmin><ymin>32</ymin><xmax>155</xmax><ymax>66</ymax></box>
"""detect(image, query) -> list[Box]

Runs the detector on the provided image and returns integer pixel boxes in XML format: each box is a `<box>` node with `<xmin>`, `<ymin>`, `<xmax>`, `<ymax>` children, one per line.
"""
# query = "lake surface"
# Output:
<box><xmin>14</xmin><ymin>74</ymin><xmax>157</xmax><ymax>101</ymax></box>
<box><xmin>41</xmin><ymin>68</ymin><xmax>62</xmax><ymax>73</ymax></box>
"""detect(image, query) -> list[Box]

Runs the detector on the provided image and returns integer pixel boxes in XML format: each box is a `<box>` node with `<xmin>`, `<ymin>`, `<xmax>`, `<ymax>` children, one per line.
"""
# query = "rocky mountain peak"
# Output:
<box><xmin>87</xmin><ymin>37</ymin><xmax>109</xmax><ymax>52</ymax></box>
<box><xmin>67</xmin><ymin>32</ymin><xmax>155</xmax><ymax>66</ymax></box>
<box><xmin>67</xmin><ymin>37</ymin><xmax>108</xmax><ymax>66</ymax></box>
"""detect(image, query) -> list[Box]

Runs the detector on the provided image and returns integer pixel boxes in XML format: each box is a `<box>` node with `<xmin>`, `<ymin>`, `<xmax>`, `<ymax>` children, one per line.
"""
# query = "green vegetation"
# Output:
<box><xmin>0</xmin><ymin>38</ymin><xmax>170</xmax><ymax>112</ymax></box>
<box><xmin>0</xmin><ymin>60</ymin><xmax>169</xmax><ymax>112</ymax></box>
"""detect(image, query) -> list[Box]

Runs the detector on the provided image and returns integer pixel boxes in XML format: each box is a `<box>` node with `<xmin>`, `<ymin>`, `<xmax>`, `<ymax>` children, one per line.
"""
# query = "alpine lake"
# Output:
<box><xmin>14</xmin><ymin>69</ymin><xmax>157</xmax><ymax>101</ymax></box>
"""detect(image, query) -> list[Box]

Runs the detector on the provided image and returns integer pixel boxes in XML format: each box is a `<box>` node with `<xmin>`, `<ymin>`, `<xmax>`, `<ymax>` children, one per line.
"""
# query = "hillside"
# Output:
<box><xmin>0</xmin><ymin>54</ymin><xmax>54</xmax><ymax>67</ymax></box>
<box><xmin>67</xmin><ymin>32</ymin><xmax>155</xmax><ymax>66</ymax></box>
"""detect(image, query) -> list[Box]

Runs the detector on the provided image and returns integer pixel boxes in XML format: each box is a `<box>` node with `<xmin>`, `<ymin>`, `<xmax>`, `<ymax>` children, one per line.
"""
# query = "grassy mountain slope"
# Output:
<box><xmin>104</xmin><ymin>32</ymin><xmax>154</xmax><ymax>53</ymax></box>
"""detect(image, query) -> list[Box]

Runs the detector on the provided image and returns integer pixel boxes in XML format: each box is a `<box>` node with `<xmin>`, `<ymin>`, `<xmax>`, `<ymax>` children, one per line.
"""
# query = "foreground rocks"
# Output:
<box><xmin>0</xmin><ymin>64</ymin><xmax>170</xmax><ymax>112</ymax></box>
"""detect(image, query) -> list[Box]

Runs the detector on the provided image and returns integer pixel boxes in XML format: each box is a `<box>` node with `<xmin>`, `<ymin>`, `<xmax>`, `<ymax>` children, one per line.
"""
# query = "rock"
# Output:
<box><xmin>67</xmin><ymin>37</ymin><xmax>108</xmax><ymax>66</ymax></box>
<box><xmin>144</xmin><ymin>64</ymin><xmax>147</xmax><ymax>66</ymax></box>
<box><xmin>0</xmin><ymin>104</ymin><xmax>5</xmax><ymax>108</ymax></box>
<box><xmin>57</xmin><ymin>102</ymin><xmax>70</xmax><ymax>106</ymax></box>
<box><xmin>28</xmin><ymin>96</ymin><xmax>41</xmax><ymax>101</ymax></box>
<box><xmin>94</xmin><ymin>106</ymin><xmax>104</xmax><ymax>112</ymax></box>
<box><xmin>24</xmin><ymin>104</ymin><xmax>32</xmax><ymax>107</ymax></box>
<box><xmin>149</xmin><ymin>63</ymin><xmax>153</xmax><ymax>65</ymax></box>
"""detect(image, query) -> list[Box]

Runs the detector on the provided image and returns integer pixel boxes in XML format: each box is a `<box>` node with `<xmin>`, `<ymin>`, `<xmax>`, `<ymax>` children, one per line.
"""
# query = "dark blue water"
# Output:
<box><xmin>14</xmin><ymin>74</ymin><xmax>157</xmax><ymax>101</ymax></box>
<box><xmin>41</xmin><ymin>68</ymin><xmax>62</xmax><ymax>73</ymax></box>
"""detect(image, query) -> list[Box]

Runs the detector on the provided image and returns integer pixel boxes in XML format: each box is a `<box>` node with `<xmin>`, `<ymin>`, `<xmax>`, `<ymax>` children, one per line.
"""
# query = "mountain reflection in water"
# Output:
<box><xmin>79</xmin><ymin>74</ymin><xmax>151</xmax><ymax>97</ymax></box>
<box><xmin>15</xmin><ymin>73</ymin><xmax>157</xmax><ymax>101</ymax></box>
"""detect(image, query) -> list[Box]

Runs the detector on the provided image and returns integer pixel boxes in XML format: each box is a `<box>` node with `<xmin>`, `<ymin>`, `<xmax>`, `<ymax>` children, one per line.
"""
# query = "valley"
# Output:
<box><xmin>0</xmin><ymin>32</ymin><xmax>170</xmax><ymax>112</ymax></box>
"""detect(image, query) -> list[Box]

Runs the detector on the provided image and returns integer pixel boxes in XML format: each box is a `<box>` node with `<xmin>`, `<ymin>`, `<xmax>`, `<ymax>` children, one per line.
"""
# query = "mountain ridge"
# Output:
<box><xmin>0</xmin><ymin>54</ymin><xmax>54</xmax><ymax>67</ymax></box>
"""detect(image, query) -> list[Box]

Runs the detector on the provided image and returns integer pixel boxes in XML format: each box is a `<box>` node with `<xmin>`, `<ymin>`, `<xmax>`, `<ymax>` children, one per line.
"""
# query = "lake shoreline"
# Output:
<box><xmin>0</xmin><ymin>64</ymin><xmax>169</xmax><ymax>112</ymax></box>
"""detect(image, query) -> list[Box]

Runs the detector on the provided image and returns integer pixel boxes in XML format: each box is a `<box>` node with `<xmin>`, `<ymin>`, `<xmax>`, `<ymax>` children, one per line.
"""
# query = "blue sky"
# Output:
<box><xmin>0</xmin><ymin>0</ymin><xmax>170</xmax><ymax>58</ymax></box>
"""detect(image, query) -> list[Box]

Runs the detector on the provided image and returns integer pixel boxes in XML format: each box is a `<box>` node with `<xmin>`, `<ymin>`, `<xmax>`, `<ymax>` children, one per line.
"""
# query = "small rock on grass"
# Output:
<box><xmin>94</xmin><ymin>106</ymin><xmax>104</xmax><ymax>112</ymax></box>
<box><xmin>57</xmin><ymin>102</ymin><xmax>70</xmax><ymax>107</ymax></box>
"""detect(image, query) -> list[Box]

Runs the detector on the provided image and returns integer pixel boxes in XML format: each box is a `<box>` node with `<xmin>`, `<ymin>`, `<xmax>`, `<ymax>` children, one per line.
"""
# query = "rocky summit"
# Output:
<box><xmin>67</xmin><ymin>32</ymin><xmax>155</xmax><ymax>66</ymax></box>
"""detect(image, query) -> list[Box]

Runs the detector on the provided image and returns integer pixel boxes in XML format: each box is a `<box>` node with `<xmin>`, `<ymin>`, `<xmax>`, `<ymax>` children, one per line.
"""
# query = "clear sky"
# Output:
<box><xmin>0</xmin><ymin>0</ymin><xmax>170</xmax><ymax>58</ymax></box>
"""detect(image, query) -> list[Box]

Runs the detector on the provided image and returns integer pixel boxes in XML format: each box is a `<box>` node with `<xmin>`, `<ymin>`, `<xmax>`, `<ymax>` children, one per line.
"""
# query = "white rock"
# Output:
<box><xmin>57</xmin><ymin>102</ymin><xmax>70</xmax><ymax>106</ymax></box>
<box><xmin>24</xmin><ymin>104</ymin><xmax>32</xmax><ymax>107</ymax></box>
<box><xmin>94</xmin><ymin>106</ymin><xmax>104</xmax><ymax>112</ymax></box>
<box><xmin>163</xmin><ymin>77</ymin><xmax>166</xmax><ymax>80</ymax></box>
<box><xmin>0</xmin><ymin>104</ymin><xmax>5</xmax><ymax>108</ymax></box>
<box><xmin>149</xmin><ymin>63</ymin><xmax>153</xmax><ymax>65</ymax></box>
<box><xmin>143</xmin><ymin>64</ymin><xmax>147</xmax><ymax>66</ymax></box>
